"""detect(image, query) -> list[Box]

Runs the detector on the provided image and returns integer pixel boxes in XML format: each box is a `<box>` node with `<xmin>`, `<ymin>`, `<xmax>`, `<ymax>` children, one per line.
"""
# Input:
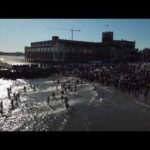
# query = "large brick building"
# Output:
<box><xmin>25</xmin><ymin>31</ymin><xmax>139</xmax><ymax>63</ymax></box>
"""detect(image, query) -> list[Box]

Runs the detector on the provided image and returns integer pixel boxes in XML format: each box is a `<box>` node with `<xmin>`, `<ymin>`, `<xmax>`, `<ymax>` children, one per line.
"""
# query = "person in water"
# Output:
<box><xmin>61</xmin><ymin>90</ymin><xmax>64</xmax><ymax>95</ymax></box>
<box><xmin>52</xmin><ymin>92</ymin><xmax>55</xmax><ymax>98</ymax></box>
<box><xmin>11</xmin><ymin>99</ymin><xmax>14</xmax><ymax>109</ymax></box>
<box><xmin>33</xmin><ymin>85</ymin><xmax>36</xmax><ymax>91</ymax></box>
<box><xmin>0</xmin><ymin>101</ymin><xmax>3</xmax><ymax>110</ymax></box>
<box><xmin>17</xmin><ymin>92</ymin><xmax>21</xmax><ymax>104</ymax></box>
<box><xmin>0</xmin><ymin>101</ymin><xmax>3</xmax><ymax>115</ymax></box>
<box><xmin>102</xmin><ymin>92</ymin><xmax>104</xmax><ymax>98</ymax></box>
<box><xmin>24</xmin><ymin>86</ymin><xmax>27</xmax><ymax>93</ymax></box>
<box><xmin>9</xmin><ymin>86</ymin><xmax>12</xmax><ymax>93</ymax></box>
<box><xmin>8</xmin><ymin>91</ymin><xmax>11</xmax><ymax>99</ymax></box>
<box><xmin>64</xmin><ymin>96</ymin><xmax>70</xmax><ymax>111</ymax></box>
<box><xmin>74</xmin><ymin>84</ymin><xmax>77</xmax><ymax>92</ymax></box>
<box><xmin>61</xmin><ymin>95</ymin><xmax>64</xmax><ymax>101</ymax></box>
<box><xmin>47</xmin><ymin>96</ymin><xmax>50</xmax><ymax>104</ymax></box>
<box><xmin>57</xmin><ymin>80</ymin><xmax>60</xmax><ymax>84</ymax></box>
<box><xmin>7</xmin><ymin>87</ymin><xmax>10</xmax><ymax>94</ymax></box>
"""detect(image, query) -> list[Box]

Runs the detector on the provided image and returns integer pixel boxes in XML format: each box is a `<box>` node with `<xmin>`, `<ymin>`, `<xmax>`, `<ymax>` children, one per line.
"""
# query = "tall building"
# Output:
<box><xmin>25</xmin><ymin>31</ymin><xmax>138</xmax><ymax>63</ymax></box>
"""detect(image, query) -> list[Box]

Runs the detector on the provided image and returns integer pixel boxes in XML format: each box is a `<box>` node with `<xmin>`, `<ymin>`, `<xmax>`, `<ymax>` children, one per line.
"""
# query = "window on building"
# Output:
<box><xmin>77</xmin><ymin>49</ymin><xmax>82</xmax><ymax>54</ymax></box>
<box><xmin>48</xmin><ymin>47</ymin><xmax>51</xmax><ymax>52</ymax></box>
<box><xmin>72</xmin><ymin>48</ymin><xmax>75</xmax><ymax>53</ymax></box>
<box><xmin>65</xmin><ymin>48</ymin><xmax>69</xmax><ymax>53</ymax></box>
<box><xmin>83</xmin><ymin>49</ymin><xmax>87</xmax><ymax>54</ymax></box>
<box><xmin>89</xmin><ymin>49</ymin><xmax>92</xmax><ymax>54</ymax></box>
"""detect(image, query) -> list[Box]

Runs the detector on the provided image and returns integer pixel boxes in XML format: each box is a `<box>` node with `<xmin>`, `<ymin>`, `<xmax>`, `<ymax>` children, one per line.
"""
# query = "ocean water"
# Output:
<box><xmin>0</xmin><ymin>55</ymin><xmax>33</xmax><ymax>65</ymax></box>
<box><xmin>0</xmin><ymin>76</ymin><xmax>99</xmax><ymax>131</ymax></box>
<box><xmin>1</xmin><ymin>55</ymin><xmax>150</xmax><ymax>131</ymax></box>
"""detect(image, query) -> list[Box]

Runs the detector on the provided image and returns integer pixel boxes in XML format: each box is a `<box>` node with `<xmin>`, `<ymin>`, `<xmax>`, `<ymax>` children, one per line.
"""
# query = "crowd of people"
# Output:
<box><xmin>60</xmin><ymin>63</ymin><xmax>150</xmax><ymax>99</ymax></box>
<box><xmin>1</xmin><ymin>77</ymin><xmax>78</xmax><ymax>116</ymax></box>
<box><xmin>0</xmin><ymin>83</ymin><xmax>40</xmax><ymax>116</ymax></box>
<box><xmin>20</xmin><ymin>61</ymin><xmax>150</xmax><ymax>111</ymax></box>
<box><xmin>2</xmin><ymin>62</ymin><xmax>150</xmax><ymax>116</ymax></box>
<box><xmin>47</xmin><ymin>78</ymin><xmax>79</xmax><ymax>112</ymax></box>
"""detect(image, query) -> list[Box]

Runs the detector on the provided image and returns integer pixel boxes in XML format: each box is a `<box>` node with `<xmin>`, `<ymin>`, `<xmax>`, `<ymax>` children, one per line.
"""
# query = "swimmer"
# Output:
<box><xmin>47</xmin><ymin>96</ymin><xmax>50</xmax><ymax>104</ymax></box>
<box><xmin>64</xmin><ymin>97</ymin><xmax>70</xmax><ymax>111</ymax></box>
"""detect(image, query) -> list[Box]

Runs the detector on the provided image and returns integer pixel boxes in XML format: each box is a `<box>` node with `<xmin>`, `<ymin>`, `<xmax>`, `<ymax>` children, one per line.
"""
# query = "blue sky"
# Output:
<box><xmin>0</xmin><ymin>19</ymin><xmax>150</xmax><ymax>52</ymax></box>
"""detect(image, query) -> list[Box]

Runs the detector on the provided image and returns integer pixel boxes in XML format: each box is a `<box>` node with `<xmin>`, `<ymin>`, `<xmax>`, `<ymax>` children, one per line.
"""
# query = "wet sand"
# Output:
<box><xmin>63</xmin><ymin>84</ymin><xmax>150</xmax><ymax>131</ymax></box>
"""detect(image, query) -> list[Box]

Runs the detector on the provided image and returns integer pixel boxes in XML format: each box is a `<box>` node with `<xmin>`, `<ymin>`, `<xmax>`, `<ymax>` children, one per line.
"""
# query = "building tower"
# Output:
<box><xmin>102</xmin><ymin>31</ymin><xmax>113</xmax><ymax>43</ymax></box>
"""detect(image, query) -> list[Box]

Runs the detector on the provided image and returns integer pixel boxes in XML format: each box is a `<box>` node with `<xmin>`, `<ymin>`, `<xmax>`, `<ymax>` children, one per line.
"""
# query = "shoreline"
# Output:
<box><xmin>0</xmin><ymin>60</ymin><xmax>12</xmax><ymax>69</ymax></box>
<box><xmin>1</xmin><ymin>55</ymin><xmax>150</xmax><ymax>110</ymax></box>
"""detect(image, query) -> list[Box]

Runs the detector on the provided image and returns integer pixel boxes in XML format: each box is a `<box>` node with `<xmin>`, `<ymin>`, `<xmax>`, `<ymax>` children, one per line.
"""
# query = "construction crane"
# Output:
<box><xmin>50</xmin><ymin>27</ymin><xmax>81</xmax><ymax>40</ymax></box>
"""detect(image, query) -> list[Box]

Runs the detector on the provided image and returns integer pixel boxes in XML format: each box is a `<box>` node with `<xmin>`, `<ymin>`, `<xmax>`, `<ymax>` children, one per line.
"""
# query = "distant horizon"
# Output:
<box><xmin>0</xmin><ymin>19</ymin><xmax>150</xmax><ymax>52</ymax></box>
